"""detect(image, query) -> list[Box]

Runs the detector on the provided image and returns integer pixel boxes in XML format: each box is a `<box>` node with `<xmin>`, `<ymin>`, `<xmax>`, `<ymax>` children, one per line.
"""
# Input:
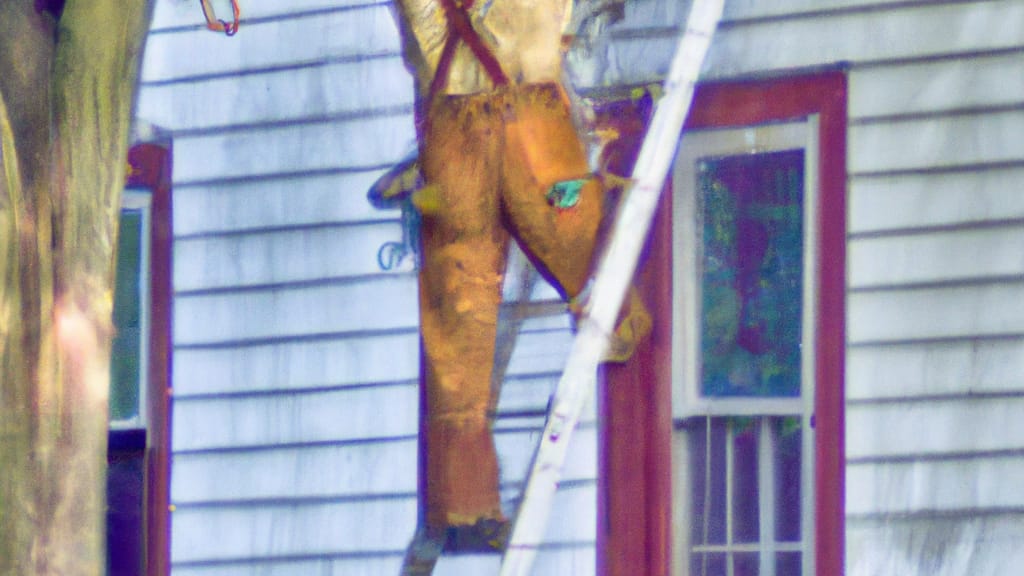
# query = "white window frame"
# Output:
<box><xmin>671</xmin><ymin>119</ymin><xmax>820</xmax><ymax>576</ymax></box>
<box><xmin>109</xmin><ymin>188</ymin><xmax>152</xmax><ymax>432</ymax></box>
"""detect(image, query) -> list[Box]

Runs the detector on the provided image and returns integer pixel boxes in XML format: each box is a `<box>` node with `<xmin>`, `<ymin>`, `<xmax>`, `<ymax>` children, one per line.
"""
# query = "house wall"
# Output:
<box><xmin>138</xmin><ymin>0</ymin><xmax>595</xmax><ymax>573</ymax></box>
<box><xmin>139</xmin><ymin>0</ymin><xmax>1024</xmax><ymax>573</ymax></box>
<box><xmin>589</xmin><ymin>0</ymin><xmax>1024</xmax><ymax>574</ymax></box>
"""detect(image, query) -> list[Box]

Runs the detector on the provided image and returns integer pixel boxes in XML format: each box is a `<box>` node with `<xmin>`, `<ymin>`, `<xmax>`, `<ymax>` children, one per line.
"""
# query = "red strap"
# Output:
<box><xmin>429</xmin><ymin>0</ymin><xmax>508</xmax><ymax>100</ymax></box>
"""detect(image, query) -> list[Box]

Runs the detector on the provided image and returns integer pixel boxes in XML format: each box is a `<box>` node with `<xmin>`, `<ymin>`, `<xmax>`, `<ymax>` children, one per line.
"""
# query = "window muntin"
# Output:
<box><xmin>672</xmin><ymin>121</ymin><xmax>819</xmax><ymax>576</ymax></box>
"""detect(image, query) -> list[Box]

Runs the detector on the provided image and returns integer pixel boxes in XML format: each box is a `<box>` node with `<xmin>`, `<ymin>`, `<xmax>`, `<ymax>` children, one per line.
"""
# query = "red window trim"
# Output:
<box><xmin>600</xmin><ymin>70</ymin><xmax>847</xmax><ymax>576</ymax></box>
<box><xmin>126</xmin><ymin>141</ymin><xmax>174</xmax><ymax>576</ymax></box>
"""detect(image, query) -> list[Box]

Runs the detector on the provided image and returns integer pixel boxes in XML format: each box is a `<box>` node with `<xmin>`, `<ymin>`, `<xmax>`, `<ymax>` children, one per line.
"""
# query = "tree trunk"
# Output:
<box><xmin>0</xmin><ymin>1</ymin><xmax>153</xmax><ymax>574</ymax></box>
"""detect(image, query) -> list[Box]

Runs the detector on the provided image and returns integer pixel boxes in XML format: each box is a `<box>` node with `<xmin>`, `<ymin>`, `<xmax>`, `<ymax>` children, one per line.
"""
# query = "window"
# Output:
<box><xmin>673</xmin><ymin>122</ymin><xmax>817</xmax><ymax>576</ymax></box>
<box><xmin>669</xmin><ymin>73</ymin><xmax>847</xmax><ymax>576</ymax></box>
<box><xmin>106</xmin><ymin>141</ymin><xmax>173</xmax><ymax>576</ymax></box>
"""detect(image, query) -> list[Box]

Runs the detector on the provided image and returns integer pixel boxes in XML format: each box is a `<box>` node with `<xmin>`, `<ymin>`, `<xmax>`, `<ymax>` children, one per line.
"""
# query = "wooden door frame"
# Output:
<box><xmin>599</xmin><ymin>70</ymin><xmax>848</xmax><ymax>576</ymax></box>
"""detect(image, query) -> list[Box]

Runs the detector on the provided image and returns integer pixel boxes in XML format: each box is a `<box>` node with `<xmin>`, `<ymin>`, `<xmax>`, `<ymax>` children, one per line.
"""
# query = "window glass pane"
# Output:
<box><xmin>777</xmin><ymin>551</ymin><xmax>802</xmax><ymax>575</ymax></box>
<box><xmin>110</xmin><ymin>209</ymin><xmax>143</xmax><ymax>422</ymax></box>
<box><xmin>734</xmin><ymin>552</ymin><xmax>760</xmax><ymax>576</ymax></box>
<box><xmin>698</xmin><ymin>150</ymin><xmax>804</xmax><ymax>398</ymax></box>
<box><xmin>688</xmin><ymin>418</ymin><xmax>728</xmax><ymax>545</ymax></box>
<box><xmin>732</xmin><ymin>418</ymin><xmax>760</xmax><ymax>543</ymax></box>
<box><xmin>775</xmin><ymin>417</ymin><xmax>802</xmax><ymax>542</ymax></box>
<box><xmin>691</xmin><ymin>552</ymin><xmax>726</xmax><ymax>576</ymax></box>
<box><xmin>106</xmin><ymin>449</ymin><xmax>144</xmax><ymax>575</ymax></box>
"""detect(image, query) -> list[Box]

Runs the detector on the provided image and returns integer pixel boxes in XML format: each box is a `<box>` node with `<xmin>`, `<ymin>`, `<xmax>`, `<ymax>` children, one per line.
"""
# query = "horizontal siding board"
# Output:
<box><xmin>849</xmin><ymin>166</ymin><xmax>1024</xmax><ymax>235</ymax></box>
<box><xmin>497</xmin><ymin>373</ymin><xmax>560</xmax><ymax>413</ymax></box>
<box><xmin>174</xmin><ymin>275</ymin><xmax>419</xmax><ymax>346</ymax></box>
<box><xmin>151</xmin><ymin>0</ymin><xmax>382</xmax><ymax>31</ymax></box>
<box><xmin>505</xmin><ymin>328</ymin><xmax>574</xmax><ymax>376</ymax></box>
<box><xmin>849</xmin><ymin>50</ymin><xmax>1024</xmax><ymax>119</ymax></box>
<box><xmin>847</xmin><ymin>338</ymin><xmax>1024</xmax><ymax>401</ymax></box>
<box><xmin>172</xmin><ymin>383</ymin><xmax>418</xmax><ymax>451</ymax></box>
<box><xmin>174</xmin><ymin>222</ymin><xmax>405</xmax><ymax>292</ymax></box>
<box><xmin>172</xmin><ymin>169</ymin><xmax>397</xmax><ymax>236</ymax></box>
<box><xmin>497</xmin><ymin>426</ymin><xmax>597</xmax><ymax>486</ymax></box>
<box><xmin>173</xmin><ymin>557</ymin><xmax>404</xmax><ymax>576</ymax></box>
<box><xmin>169</xmin><ymin>485</ymin><xmax>592</xmax><ymax>563</ymax></box>
<box><xmin>142</xmin><ymin>6</ymin><xmax>401</xmax><ymax>83</ymax></box>
<box><xmin>173</xmin><ymin>331</ymin><xmax>418</xmax><ymax>396</ymax></box>
<box><xmin>171</xmin><ymin>327</ymin><xmax>571</xmax><ymax>396</ymax></box>
<box><xmin>172</xmin><ymin>549</ymin><xmax>593</xmax><ymax>575</ymax></box>
<box><xmin>849</xmin><ymin>110</ymin><xmax>1024</xmax><ymax>175</ymax></box>
<box><xmin>849</xmin><ymin>225</ymin><xmax>1024</xmax><ymax>289</ymax></box>
<box><xmin>432</xmin><ymin>546</ymin><xmax>595</xmax><ymax>575</ymax></box>
<box><xmin>704</xmin><ymin>1</ymin><xmax>1024</xmax><ymax>77</ymax></box>
<box><xmin>138</xmin><ymin>56</ymin><xmax>412</xmax><ymax>133</ymax></box>
<box><xmin>601</xmin><ymin>1</ymin><xmax>1024</xmax><ymax>86</ymax></box>
<box><xmin>846</xmin><ymin>396</ymin><xmax>1024</xmax><ymax>459</ymax></box>
<box><xmin>847</xmin><ymin>455</ymin><xmax>1024</xmax><ymax>516</ymax></box>
<box><xmin>616</xmin><ymin>0</ymin><xmax>986</xmax><ymax>29</ymax></box>
<box><xmin>848</xmin><ymin>282</ymin><xmax>1024</xmax><ymax>344</ymax></box>
<box><xmin>170</xmin><ymin>427</ymin><xmax>595</xmax><ymax>504</ymax></box>
<box><xmin>171</xmin><ymin>115</ymin><xmax>415</xmax><ymax>184</ymax></box>
<box><xmin>846</xmin><ymin>513</ymin><xmax>1024</xmax><ymax>576</ymax></box>
<box><xmin>500</xmin><ymin>483</ymin><xmax>596</xmax><ymax>543</ymax></box>
<box><xmin>170</xmin><ymin>498</ymin><xmax>417</xmax><ymax>562</ymax></box>
<box><xmin>171</xmin><ymin>438</ymin><xmax>418</xmax><ymax>503</ymax></box>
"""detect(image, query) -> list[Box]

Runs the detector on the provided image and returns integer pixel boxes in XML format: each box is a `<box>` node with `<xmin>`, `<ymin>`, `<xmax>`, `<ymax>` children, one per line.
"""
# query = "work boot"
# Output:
<box><xmin>442</xmin><ymin>517</ymin><xmax>511</xmax><ymax>554</ymax></box>
<box><xmin>569</xmin><ymin>284</ymin><xmax>652</xmax><ymax>363</ymax></box>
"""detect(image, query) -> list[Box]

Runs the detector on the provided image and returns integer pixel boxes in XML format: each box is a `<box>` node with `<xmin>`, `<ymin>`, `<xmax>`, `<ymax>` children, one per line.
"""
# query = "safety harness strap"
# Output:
<box><xmin>429</xmin><ymin>0</ymin><xmax>509</xmax><ymax>101</ymax></box>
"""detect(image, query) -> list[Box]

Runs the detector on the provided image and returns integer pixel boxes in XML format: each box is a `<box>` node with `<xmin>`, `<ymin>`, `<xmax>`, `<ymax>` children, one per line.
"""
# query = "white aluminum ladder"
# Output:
<box><xmin>500</xmin><ymin>1</ymin><xmax>724</xmax><ymax>574</ymax></box>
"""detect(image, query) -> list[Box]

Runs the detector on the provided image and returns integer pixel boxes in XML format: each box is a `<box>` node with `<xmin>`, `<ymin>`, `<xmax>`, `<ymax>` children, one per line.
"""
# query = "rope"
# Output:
<box><xmin>200</xmin><ymin>0</ymin><xmax>241</xmax><ymax>36</ymax></box>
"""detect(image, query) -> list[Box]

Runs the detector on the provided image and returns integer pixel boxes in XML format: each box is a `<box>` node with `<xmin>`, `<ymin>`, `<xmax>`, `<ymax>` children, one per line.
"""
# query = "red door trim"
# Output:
<box><xmin>600</xmin><ymin>70</ymin><xmax>848</xmax><ymax>576</ymax></box>
<box><xmin>127</xmin><ymin>142</ymin><xmax>174</xmax><ymax>576</ymax></box>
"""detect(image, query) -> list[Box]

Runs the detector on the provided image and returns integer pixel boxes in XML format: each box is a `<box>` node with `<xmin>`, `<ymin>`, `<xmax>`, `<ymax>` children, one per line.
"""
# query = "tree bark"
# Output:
<box><xmin>0</xmin><ymin>1</ymin><xmax>153</xmax><ymax>574</ymax></box>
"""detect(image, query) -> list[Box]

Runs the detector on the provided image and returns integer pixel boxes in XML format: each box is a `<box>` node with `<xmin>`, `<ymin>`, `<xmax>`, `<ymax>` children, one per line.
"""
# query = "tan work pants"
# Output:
<box><xmin>418</xmin><ymin>83</ymin><xmax>603</xmax><ymax>530</ymax></box>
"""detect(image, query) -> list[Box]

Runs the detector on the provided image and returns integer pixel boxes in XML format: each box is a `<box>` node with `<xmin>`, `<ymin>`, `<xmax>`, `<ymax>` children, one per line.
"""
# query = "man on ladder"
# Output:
<box><xmin>387</xmin><ymin>0</ymin><xmax>648</xmax><ymax>562</ymax></box>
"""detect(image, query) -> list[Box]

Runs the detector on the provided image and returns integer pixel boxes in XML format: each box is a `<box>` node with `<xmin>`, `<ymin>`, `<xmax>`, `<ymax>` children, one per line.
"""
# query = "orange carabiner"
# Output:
<box><xmin>200</xmin><ymin>0</ymin><xmax>241</xmax><ymax>36</ymax></box>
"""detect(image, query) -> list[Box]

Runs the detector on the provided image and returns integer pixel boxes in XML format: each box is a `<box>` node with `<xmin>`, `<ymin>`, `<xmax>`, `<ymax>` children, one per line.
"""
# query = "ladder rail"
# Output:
<box><xmin>500</xmin><ymin>1</ymin><xmax>725</xmax><ymax>573</ymax></box>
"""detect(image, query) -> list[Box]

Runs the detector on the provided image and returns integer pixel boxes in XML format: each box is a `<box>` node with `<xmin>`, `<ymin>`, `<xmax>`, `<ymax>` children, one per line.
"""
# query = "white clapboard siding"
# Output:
<box><xmin>849</xmin><ymin>50</ymin><xmax>1024</xmax><ymax>119</ymax></box>
<box><xmin>138</xmin><ymin>56</ymin><xmax>413</xmax><ymax>133</ymax></box>
<box><xmin>849</xmin><ymin>110</ymin><xmax>1024</xmax><ymax>175</ymax></box>
<box><xmin>170</xmin><ymin>427</ymin><xmax>597</xmax><ymax>505</ymax></box>
<box><xmin>171</xmin><ymin>437</ymin><xmax>421</xmax><ymax>503</ymax></box>
<box><xmin>173</xmin><ymin>557</ymin><xmax>407</xmax><ymax>576</ymax></box>
<box><xmin>171</xmin><ymin>497</ymin><xmax>418</xmax><ymax>563</ymax></box>
<box><xmin>846</xmin><ymin>396</ymin><xmax>1024</xmax><ymax>460</ymax></box>
<box><xmin>169</xmin><ymin>482</ymin><xmax>593</xmax><ymax>565</ymax></box>
<box><xmin>849</xmin><ymin>225</ymin><xmax>1024</xmax><ymax>289</ymax></box>
<box><xmin>171</xmin><ymin>325</ymin><xmax>568</xmax><ymax>397</ymax></box>
<box><xmin>847</xmin><ymin>337</ymin><xmax>1024</xmax><ymax>401</ymax></box>
<box><xmin>174</xmin><ymin>221</ymin><xmax>405</xmax><ymax>291</ymax></box>
<box><xmin>847</xmin><ymin>514</ymin><xmax>1024</xmax><ymax>576</ymax></box>
<box><xmin>174</xmin><ymin>275</ymin><xmax>420</xmax><ymax>346</ymax></box>
<box><xmin>142</xmin><ymin>5</ymin><xmax>402</xmax><ymax>82</ymax></box>
<box><xmin>847</xmin><ymin>455</ymin><xmax>1024</xmax><ymax>517</ymax></box>
<box><xmin>172</xmin><ymin>330</ymin><xmax>420</xmax><ymax>396</ymax></box>
<box><xmin>173</xmin><ymin>169</ymin><xmax>399</xmax><ymax>236</ymax></box>
<box><xmin>171</xmin><ymin>383</ymin><xmax>419</xmax><ymax>452</ymax></box>
<box><xmin>150</xmin><ymin>0</ymin><xmax>382</xmax><ymax>32</ymax></box>
<box><xmin>849</xmin><ymin>166</ymin><xmax>1024</xmax><ymax>235</ymax></box>
<box><xmin>598</xmin><ymin>1</ymin><xmax>1024</xmax><ymax>87</ymax></box>
<box><xmin>848</xmin><ymin>282</ymin><xmax>1024</xmax><ymax>344</ymax></box>
<box><xmin>171</xmin><ymin>115</ymin><xmax>415</xmax><ymax>185</ymax></box>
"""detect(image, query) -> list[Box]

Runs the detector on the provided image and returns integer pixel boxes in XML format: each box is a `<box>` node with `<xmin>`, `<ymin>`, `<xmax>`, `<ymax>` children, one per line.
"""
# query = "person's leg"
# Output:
<box><xmin>418</xmin><ymin>94</ymin><xmax>510</xmax><ymax>538</ymax></box>
<box><xmin>500</xmin><ymin>84</ymin><xmax>603</xmax><ymax>298</ymax></box>
<box><xmin>501</xmin><ymin>84</ymin><xmax>651</xmax><ymax>361</ymax></box>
